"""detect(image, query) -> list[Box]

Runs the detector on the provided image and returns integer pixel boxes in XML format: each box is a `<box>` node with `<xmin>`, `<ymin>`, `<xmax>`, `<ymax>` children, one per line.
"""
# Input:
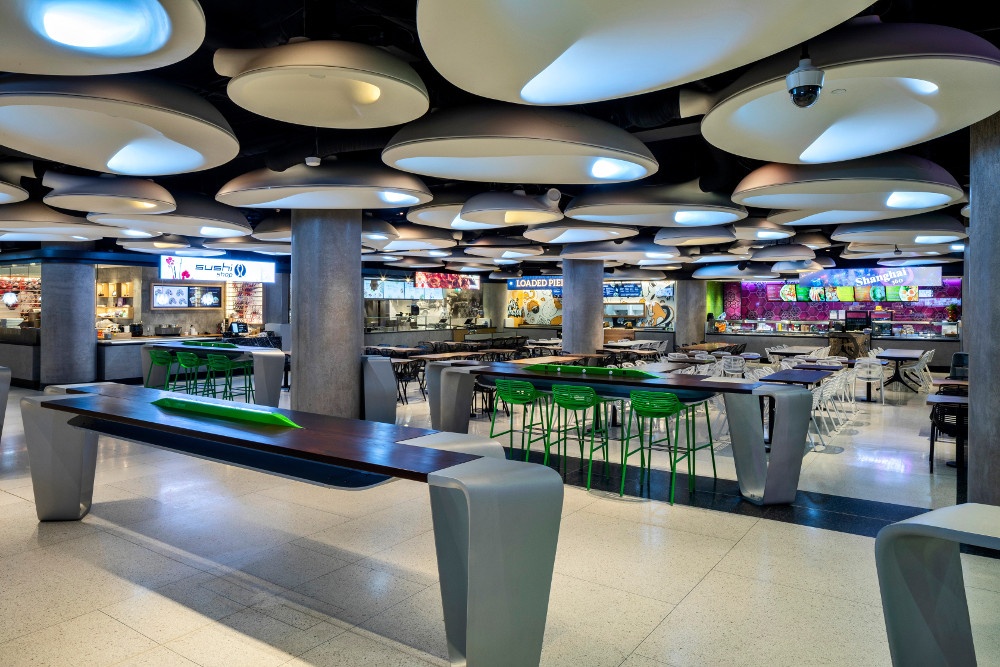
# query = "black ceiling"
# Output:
<box><xmin>1</xmin><ymin>0</ymin><xmax>994</xmax><ymax>272</ymax></box>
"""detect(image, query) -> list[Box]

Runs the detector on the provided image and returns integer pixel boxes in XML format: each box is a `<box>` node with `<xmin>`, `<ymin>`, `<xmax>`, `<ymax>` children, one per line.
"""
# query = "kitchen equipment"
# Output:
<box><xmin>845</xmin><ymin>310</ymin><xmax>870</xmax><ymax>332</ymax></box>
<box><xmin>128</xmin><ymin>322</ymin><xmax>144</xmax><ymax>336</ymax></box>
<box><xmin>870</xmin><ymin>310</ymin><xmax>894</xmax><ymax>336</ymax></box>
<box><xmin>154</xmin><ymin>325</ymin><xmax>181</xmax><ymax>336</ymax></box>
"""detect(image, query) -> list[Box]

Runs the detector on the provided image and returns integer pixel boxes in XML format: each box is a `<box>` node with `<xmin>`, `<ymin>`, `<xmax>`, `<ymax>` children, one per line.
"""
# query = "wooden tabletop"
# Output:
<box><xmin>877</xmin><ymin>349</ymin><xmax>926</xmax><ymax>361</ymax></box>
<box><xmin>932</xmin><ymin>378</ymin><xmax>969</xmax><ymax>386</ymax></box>
<box><xmin>508</xmin><ymin>355</ymin><xmax>587</xmax><ymax>365</ymax></box>
<box><xmin>927</xmin><ymin>394</ymin><xmax>969</xmax><ymax>405</ymax></box>
<box><xmin>679</xmin><ymin>342</ymin><xmax>732</xmax><ymax>352</ymax></box>
<box><xmin>760</xmin><ymin>369</ymin><xmax>832</xmax><ymax>386</ymax></box>
<box><xmin>411</xmin><ymin>352</ymin><xmax>484</xmax><ymax>361</ymax></box>
<box><xmin>52</xmin><ymin>384</ymin><xmax>476</xmax><ymax>482</ymax></box>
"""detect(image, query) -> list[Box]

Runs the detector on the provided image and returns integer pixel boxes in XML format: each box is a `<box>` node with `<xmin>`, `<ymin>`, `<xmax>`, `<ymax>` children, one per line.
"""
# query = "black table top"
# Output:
<box><xmin>877</xmin><ymin>349</ymin><xmax>926</xmax><ymax>361</ymax></box>
<box><xmin>473</xmin><ymin>361</ymin><xmax>761</xmax><ymax>394</ymax></box>
<box><xmin>793</xmin><ymin>364</ymin><xmax>845</xmax><ymax>372</ymax></box>
<box><xmin>48</xmin><ymin>384</ymin><xmax>477</xmax><ymax>483</ymax></box>
<box><xmin>760</xmin><ymin>369</ymin><xmax>832</xmax><ymax>386</ymax></box>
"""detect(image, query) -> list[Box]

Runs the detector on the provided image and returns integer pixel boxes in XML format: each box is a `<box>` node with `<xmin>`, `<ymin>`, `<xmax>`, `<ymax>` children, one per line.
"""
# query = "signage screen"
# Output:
<box><xmin>150</xmin><ymin>284</ymin><xmax>223</xmax><ymax>310</ymax></box>
<box><xmin>603</xmin><ymin>282</ymin><xmax>642</xmax><ymax>298</ymax></box>
<box><xmin>160</xmin><ymin>256</ymin><xmax>275</xmax><ymax>283</ymax></box>
<box><xmin>507</xmin><ymin>277</ymin><xmax>563</xmax><ymax>290</ymax></box>
<box><xmin>415</xmin><ymin>272</ymin><xmax>480</xmax><ymax>290</ymax></box>
<box><xmin>798</xmin><ymin>266</ymin><xmax>941</xmax><ymax>288</ymax></box>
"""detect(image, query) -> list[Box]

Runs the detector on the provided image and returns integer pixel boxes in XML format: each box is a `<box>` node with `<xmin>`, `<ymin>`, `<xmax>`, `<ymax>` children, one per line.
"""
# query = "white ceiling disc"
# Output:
<box><xmin>877</xmin><ymin>257</ymin><xmax>961</xmax><ymax>266</ymax></box>
<box><xmin>120</xmin><ymin>237</ymin><xmax>224</xmax><ymax>256</ymax></box>
<box><xmin>361</xmin><ymin>253</ymin><xmax>403</xmax><ymax>262</ymax></box>
<box><xmin>215</xmin><ymin>40</ymin><xmax>429</xmax><ymax>129</ymax></box>
<box><xmin>202</xmin><ymin>237</ymin><xmax>291</xmax><ymax>255</ymax></box>
<box><xmin>731</xmin><ymin>218</ymin><xmax>794</xmax><ymax>241</ymax></box>
<box><xmin>460</xmin><ymin>190</ymin><xmax>563</xmax><ymax>225</ymax></box>
<box><xmin>692</xmin><ymin>263</ymin><xmax>778</xmax><ymax>279</ymax></box>
<box><xmin>560</xmin><ymin>238</ymin><xmax>678</xmax><ymax>263</ymax></box>
<box><xmin>90</xmin><ymin>193</ymin><xmax>251</xmax><ymax>238</ymax></box>
<box><xmin>417</xmin><ymin>0</ymin><xmax>870</xmax><ymax>105</ymax></box>
<box><xmin>42</xmin><ymin>171</ymin><xmax>175</xmax><ymax>213</ymax></box>
<box><xmin>793</xmin><ymin>231</ymin><xmax>832</xmax><ymax>249</ymax></box>
<box><xmin>251</xmin><ymin>214</ymin><xmax>291</xmax><ymax>242</ymax></box>
<box><xmin>360</xmin><ymin>218</ymin><xmax>399</xmax><ymax>250</ymax></box>
<box><xmin>407</xmin><ymin>194</ymin><xmax>503</xmax><ymax>231</ymax></box>
<box><xmin>734</xmin><ymin>155</ymin><xmax>964</xmax><ymax>225</ymax></box>
<box><xmin>653</xmin><ymin>225</ymin><xmax>735</xmax><ymax>247</ymax></box>
<box><xmin>446</xmin><ymin>263</ymin><xmax>494</xmax><ymax>272</ymax></box>
<box><xmin>815</xmin><ymin>256</ymin><xmax>836</xmax><ymax>268</ymax></box>
<box><xmin>490</xmin><ymin>269</ymin><xmax>523</xmax><ymax>279</ymax></box>
<box><xmin>961</xmin><ymin>203</ymin><xmax>970</xmax><ymax>217</ymax></box>
<box><xmin>382</xmin><ymin>105</ymin><xmax>658</xmax><ymax>184</ymax></box>
<box><xmin>384</xmin><ymin>257</ymin><xmax>445</xmax><ymax>269</ymax></box>
<box><xmin>0</xmin><ymin>0</ymin><xmax>205</xmax><ymax>76</ymax></box>
<box><xmin>703</xmin><ymin>19</ymin><xmax>1000</xmax><ymax>164</ymax></box>
<box><xmin>605</xmin><ymin>267</ymin><xmax>666</xmax><ymax>280</ymax></box>
<box><xmin>0</xmin><ymin>161</ymin><xmax>33</xmax><ymax>204</ymax></box>
<box><xmin>0</xmin><ymin>200</ymin><xmax>86</xmax><ymax>227</ymax></box>
<box><xmin>830</xmin><ymin>214</ymin><xmax>967</xmax><ymax>245</ymax></box>
<box><xmin>842</xmin><ymin>242</ymin><xmax>955</xmax><ymax>259</ymax></box>
<box><xmin>0</xmin><ymin>231</ymin><xmax>101</xmax><ymax>241</ymax></box>
<box><xmin>216</xmin><ymin>163</ymin><xmax>431</xmax><ymax>209</ymax></box>
<box><xmin>691</xmin><ymin>252</ymin><xmax>750</xmax><ymax>264</ymax></box>
<box><xmin>772</xmin><ymin>259</ymin><xmax>824</xmax><ymax>274</ymax></box>
<box><xmin>565</xmin><ymin>180</ymin><xmax>746</xmax><ymax>227</ymax></box>
<box><xmin>464</xmin><ymin>243</ymin><xmax>544</xmax><ymax>259</ymax></box>
<box><xmin>523</xmin><ymin>222</ymin><xmax>638</xmax><ymax>244</ymax></box>
<box><xmin>751</xmin><ymin>244</ymin><xmax>815</xmax><ymax>261</ymax></box>
<box><xmin>0</xmin><ymin>75</ymin><xmax>238</xmax><ymax>176</ymax></box>
<box><xmin>379</xmin><ymin>224</ymin><xmax>457</xmax><ymax>252</ymax></box>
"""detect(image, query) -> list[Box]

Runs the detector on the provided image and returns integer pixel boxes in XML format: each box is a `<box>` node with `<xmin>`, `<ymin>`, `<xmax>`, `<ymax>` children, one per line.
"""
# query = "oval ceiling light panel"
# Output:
<box><xmin>90</xmin><ymin>193</ymin><xmax>251</xmax><ymax>237</ymax></box>
<box><xmin>731</xmin><ymin>217</ymin><xmax>794</xmax><ymax>241</ymax></box>
<box><xmin>793</xmin><ymin>231</ymin><xmax>832</xmax><ymax>249</ymax></box>
<box><xmin>830</xmin><ymin>214</ymin><xmax>968</xmax><ymax>245</ymax></box>
<box><xmin>691</xmin><ymin>252</ymin><xmax>750</xmax><ymax>264</ymax></box>
<box><xmin>566</xmin><ymin>180</ymin><xmax>746</xmax><ymax>227</ymax></box>
<box><xmin>214</xmin><ymin>40</ymin><xmax>429</xmax><ymax>129</ymax></box>
<box><xmin>751</xmin><ymin>244</ymin><xmax>815</xmax><ymax>261</ymax></box>
<box><xmin>446</xmin><ymin>263</ymin><xmax>494</xmax><ymax>272</ymax></box>
<box><xmin>772</xmin><ymin>259</ymin><xmax>824</xmax><ymax>274</ymax></box>
<box><xmin>460</xmin><ymin>189</ymin><xmax>562</xmax><ymax>225</ymax></box>
<box><xmin>604</xmin><ymin>268</ymin><xmax>667</xmax><ymax>281</ymax></box>
<box><xmin>560</xmin><ymin>238</ymin><xmax>676</xmax><ymax>263</ymax></box>
<box><xmin>202</xmin><ymin>237</ymin><xmax>291</xmax><ymax>255</ymax></box>
<box><xmin>733</xmin><ymin>155</ymin><xmax>964</xmax><ymax>225</ymax></box>
<box><xmin>703</xmin><ymin>19</ymin><xmax>1000</xmax><ymax>164</ymax></box>
<box><xmin>692</xmin><ymin>262</ymin><xmax>778</xmax><ymax>280</ymax></box>
<box><xmin>379</xmin><ymin>224</ymin><xmax>457</xmax><ymax>252</ymax></box>
<box><xmin>360</xmin><ymin>217</ymin><xmax>400</xmax><ymax>250</ymax></box>
<box><xmin>0</xmin><ymin>76</ymin><xmax>238</xmax><ymax>175</ymax></box>
<box><xmin>383</xmin><ymin>257</ymin><xmax>445</xmax><ymax>269</ymax></box>
<box><xmin>489</xmin><ymin>269</ymin><xmax>523</xmax><ymax>280</ymax></box>
<box><xmin>383</xmin><ymin>106</ymin><xmax>657</xmax><ymax>184</ymax></box>
<box><xmin>0</xmin><ymin>0</ymin><xmax>204</xmax><ymax>75</ymax></box>
<box><xmin>407</xmin><ymin>194</ymin><xmax>503</xmax><ymax>231</ymax></box>
<box><xmin>877</xmin><ymin>257</ymin><xmax>961</xmax><ymax>267</ymax></box>
<box><xmin>417</xmin><ymin>0</ymin><xmax>870</xmax><ymax>105</ymax></box>
<box><xmin>251</xmin><ymin>214</ymin><xmax>291</xmax><ymax>242</ymax></box>
<box><xmin>653</xmin><ymin>225</ymin><xmax>736</xmax><ymax>247</ymax></box>
<box><xmin>119</xmin><ymin>236</ymin><xmax>225</xmax><ymax>256</ymax></box>
<box><xmin>463</xmin><ymin>239</ymin><xmax>544</xmax><ymax>259</ymax></box>
<box><xmin>523</xmin><ymin>222</ymin><xmax>638</xmax><ymax>244</ymax></box>
<box><xmin>0</xmin><ymin>161</ymin><xmax>33</xmax><ymax>204</ymax></box>
<box><xmin>42</xmin><ymin>171</ymin><xmax>175</xmax><ymax>213</ymax></box>
<box><xmin>216</xmin><ymin>163</ymin><xmax>431</xmax><ymax>209</ymax></box>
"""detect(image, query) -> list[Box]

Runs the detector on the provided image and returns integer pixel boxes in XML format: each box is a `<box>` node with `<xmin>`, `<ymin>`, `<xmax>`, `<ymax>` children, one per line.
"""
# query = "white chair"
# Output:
<box><xmin>813</xmin><ymin>346</ymin><xmax>830</xmax><ymax>359</ymax></box>
<box><xmin>855</xmin><ymin>358</ymin><xmax>885</xmax><ymax>404</ymax></box>
<box><xmin>722</xmin><ymin>356</ymin><xmax>746</xmax><ymax>377</ymax></box>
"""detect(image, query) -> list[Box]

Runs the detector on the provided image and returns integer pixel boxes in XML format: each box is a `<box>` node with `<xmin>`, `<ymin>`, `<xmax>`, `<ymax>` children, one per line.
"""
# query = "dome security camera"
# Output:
<box><xmin>304</xmin><ymin>156</ymin><xmax>321</xmax><ymax>167</ymax></box>
<box><xmin>786</xmin><ymin>58</ymin><xmax>825</xmax><ymax>109</ymax></box>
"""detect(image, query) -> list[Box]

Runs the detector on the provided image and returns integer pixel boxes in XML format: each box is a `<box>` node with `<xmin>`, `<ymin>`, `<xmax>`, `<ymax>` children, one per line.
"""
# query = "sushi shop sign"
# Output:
<box><xmin>798</xmin><ymin>267</ymin><xmax>942</xmax><ymax>288</ymax></box>
<box><xmin>160</xmin><ymin>256</ymin><xmax>276</xmax><ymax>283</ymax></box>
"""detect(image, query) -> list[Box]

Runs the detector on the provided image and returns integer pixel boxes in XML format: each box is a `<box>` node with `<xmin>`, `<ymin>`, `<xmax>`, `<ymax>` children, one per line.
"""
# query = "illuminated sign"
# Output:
<box><xmin>798</xmin><ymin>267</ymin><xmax>942</xmax><ymax>288</ymax></box>
<box><xmin>508</xmin><ymin>277</ymin><xmax>563</xmax><ymax>290</ymax></box>
<box><xmin>414</xmin><ymin>272</ymin><xmax>480</xmax><ymax>289</ymax></box>
<box><xmin>160</xmin><ymin>256</ymin><xmax>275</xmax><ymax>283</ymax></box>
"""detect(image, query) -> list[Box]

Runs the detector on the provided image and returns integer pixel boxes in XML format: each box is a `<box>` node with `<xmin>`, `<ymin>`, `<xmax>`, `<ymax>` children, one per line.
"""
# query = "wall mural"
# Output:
<box><xmin>508</xmin><ymin>280</ymin><xmax>676</xmax><ymax>328</ymax></box>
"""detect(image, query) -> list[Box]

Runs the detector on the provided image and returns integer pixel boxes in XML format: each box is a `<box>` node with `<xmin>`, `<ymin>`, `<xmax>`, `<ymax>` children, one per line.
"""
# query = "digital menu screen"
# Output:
<box><xmin>414</xmin><ymin>272</ymin><xmax>480</xmax><ymax>290</ymax></box>
<box><xmin>151</xmin><ymin>284</ymin><xmax>223</xmax><ymax>309</ymax></box>
<box><xmin>188</xmin><ymin>285</ymin><xmax>223</xmax><ymax>309</ymax></box>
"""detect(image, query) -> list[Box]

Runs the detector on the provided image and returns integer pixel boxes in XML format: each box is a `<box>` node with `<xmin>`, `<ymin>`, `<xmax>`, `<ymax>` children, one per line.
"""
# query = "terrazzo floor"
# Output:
<box><xmin>0</xmin><ymin>376</ymin><xmax>995</xmax><ymax>666</ymax></box>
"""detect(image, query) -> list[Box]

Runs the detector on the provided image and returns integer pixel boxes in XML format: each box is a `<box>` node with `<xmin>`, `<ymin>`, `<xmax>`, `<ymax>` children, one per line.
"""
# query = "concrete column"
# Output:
<box><xmin>482</xmin><ymin>281</ymin><xmax>508</xmax><ymax>331</ymax></box>
<box><xmin>674</xmin><ymin>280</ymin><xmax>707</xmax><ymax>347</ymax></box>
<box><xmin>291</xmin><ymin>210</ymin><xmax>363</xmax><ymax>418</ymax></box>
<box><xmin>968</xmin><ymin>113</ymin><xmax>1000</xmax><ymax>506</ymax></box>
<box><xmin>263</xmin><ymin>273</ymin><xmax>290</xmax><ymax>324</ymax></box>
<box><xmin>561</xmin><ymin>259</ymin><xmax>604</xmax><ymax>354</ymax></box>
<box><xmin>40</xmin><ymin>263</ymin><xmax>96</xmax><ymax>385</ymax></box>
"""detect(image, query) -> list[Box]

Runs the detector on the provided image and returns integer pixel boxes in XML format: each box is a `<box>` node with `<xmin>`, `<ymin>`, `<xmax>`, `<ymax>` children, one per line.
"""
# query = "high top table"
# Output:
<box><xmin>877</xmin><ymin>348</ymin><xmax>926</xmax><ymax>392</ymax></box>
<box><xmin>22</xmin><ymin>384</ymin><xmax>563</xmax><ymax>667</ymax></box>
<box><xmin>143</xmin><ymin>341</ymin><xmax>286</xmax><ymax>407</ymax></box>
<box><xmin>430</xmin><ymin>361</ymin><xmax>813</xmax><ymax>505</ymax></box>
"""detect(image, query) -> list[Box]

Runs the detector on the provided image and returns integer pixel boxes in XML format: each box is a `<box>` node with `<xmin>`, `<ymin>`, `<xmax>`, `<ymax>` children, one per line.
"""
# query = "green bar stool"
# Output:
<box><xmin>490</xmin><ymin>379</ymin><xmax>550</xmax><ymax>462</ymax></box>
<box><xmin>549</xmin><ymin>384</ymin><xmax>612</xmax><ymax>489</ymax></box>
<box><xmin>621</xmin><ymin>390</ymin><xmax>687</xmax><ymax>502</ymax></box>
<box><xmin>172</xmin><ymin>351</ymin><xmax>206</xmax><ymax>395</ymax></box>
<box><xmin>236</xmin><ymin>358</ymin><xmax>255</xmax><ymax>403</ymax></box>
<box><xmin>204</xmin><ymin>354</ymin><xmax>235</xmax><ymax>400</ymax></box>
<box><xmin>145</xmin><ymin>349</ymin><xmax>177</xmax><ymax>390</ymax></box>
<box><xmin>679</xmin><ymin>395</ymin><xmax>718</xmax><ymax>491</ymax></box>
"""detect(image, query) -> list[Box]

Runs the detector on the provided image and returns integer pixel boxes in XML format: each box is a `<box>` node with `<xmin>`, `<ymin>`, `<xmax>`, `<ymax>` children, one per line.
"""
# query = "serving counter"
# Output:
<box><xmin>96</xmin><ymin>335</ymin><xmax>219</xmax><ymax>381</ymax></box>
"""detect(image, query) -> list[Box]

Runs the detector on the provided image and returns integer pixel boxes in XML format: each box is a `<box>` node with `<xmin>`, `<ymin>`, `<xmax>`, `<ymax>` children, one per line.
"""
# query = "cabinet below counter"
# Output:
<box><xmin>96</xmin><ymin>336</ymin><xmax>219</xmax><ymax>381</ymax></box>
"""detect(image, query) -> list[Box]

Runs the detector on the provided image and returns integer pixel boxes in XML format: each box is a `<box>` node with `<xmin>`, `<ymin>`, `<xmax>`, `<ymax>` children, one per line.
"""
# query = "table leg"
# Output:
<box><xmin>883</xmin><ymin>360</ymin><xmax>921</xmax><ymax>392</ymax></box>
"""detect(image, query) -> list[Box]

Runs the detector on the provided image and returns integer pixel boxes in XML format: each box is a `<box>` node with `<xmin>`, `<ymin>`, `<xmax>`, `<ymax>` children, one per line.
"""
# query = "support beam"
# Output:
<box><xmin>41</xmin><ymin>263</ymin><xmax>96</xmax><ymax>385</ymax></box>
<box><xmin>291</xmin><ymin>210</ymin><xmax>363</xmax><ymax>418</ymax></box>
<box><xmin>674</xmin><ymin>280</ymin><xmax>708</xmax><ymax>348</ymax></box>
<box><xmin>561</xmin><ymin>259</ymin><xmax>604</xmax><ymax>354</ymax></box>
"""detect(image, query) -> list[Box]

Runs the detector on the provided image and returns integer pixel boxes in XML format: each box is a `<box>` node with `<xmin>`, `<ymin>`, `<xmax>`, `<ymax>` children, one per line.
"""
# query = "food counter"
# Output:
<box><xmin>96</xmin><ymin>335</ymin><xmax>220</xmax><ymax>381</ymax></box>
<box><xmin>0</xmin><ymin>328</ymin><xmax>40</xmax><ymax>385</ymax></box>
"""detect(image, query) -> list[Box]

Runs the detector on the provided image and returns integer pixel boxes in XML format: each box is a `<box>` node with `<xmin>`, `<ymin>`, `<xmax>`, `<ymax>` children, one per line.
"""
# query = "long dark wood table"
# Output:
<box><xmin>22</xmin><ymin>383</ymin><xmax>563</xmax><ymax>667</ymax></box>
<box><xmin>429</xmin><ymin>361</ymin><xmax>813</xmax><ymax>505</ymax></box>
<box><xmin>877</xmin><ymin>348</ymin><xmax>926</xmax><ymax>392</ymax></box>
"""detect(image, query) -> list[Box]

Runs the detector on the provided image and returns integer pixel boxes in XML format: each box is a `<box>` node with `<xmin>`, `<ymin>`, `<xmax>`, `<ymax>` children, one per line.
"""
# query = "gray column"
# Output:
<box><xmin>40</xmin><ymin>263</ymin><xmax>96</xmax><ymax>385</ymax></box>
<box><xmin>969</xmin><ymin>113</ymin><xmax>1000</xmax><ymax>506</ymax></box>
<box><xmin>674</xmin><ymin>280</ymin><xmax>708</xmax><ymax>347</ymax></box>
<box><xmin>291</xmin><ymin>210</ymin><xmax>363</xmax><ymax>418</ymax></box>
<box><xmin>482</xmin><ymin>281</ymin><xmax>508</xmax><ymax>331</ymax></box>
<box><xmin>561</xmin><ymin>259</ymin><xmax>604</xmax><ymax>354</ymax></box>
<box><xmin>263</xmin><ymin>272</ymin><xmax>290</xmax><ymax>324</ymax></box>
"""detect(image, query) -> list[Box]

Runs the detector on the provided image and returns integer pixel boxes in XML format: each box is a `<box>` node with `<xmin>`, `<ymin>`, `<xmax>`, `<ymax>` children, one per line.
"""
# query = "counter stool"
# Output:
<box><xmin>145</xmin><ymin>349</ymin><xmax>176</xmax><ymax>390</ymax></box>
<box><xmin>621</xmin><ymin>390</ymin><xmax>686</xmax><ymax>502</ymax></box>
<box><xmin>490</xmin><ymin>379</ymin><xmax>550</xmax><ymax>462</ymax></box>
<box><xmin>172</xmin><ymin>351</ymin><xmax>206</xmax><ymax>395</ymax></box>
<box><xmin>549</xmin><ymin>384</ymin><xmax>612</xmax><ymax>488</ymax></box>
<box><xmin>236</xmin><ymin>359</ymin><xmax>255</xmax><ymax>402</ymax></box>
<box><xmin>204</xmin><ymin>354</ymin><xmax>236</xmax><ymax>400</ymax></box>
<box><xmin>678</xmin><ymin>394</ymin><xmax>718</xmax><ymax>492</ymax></box>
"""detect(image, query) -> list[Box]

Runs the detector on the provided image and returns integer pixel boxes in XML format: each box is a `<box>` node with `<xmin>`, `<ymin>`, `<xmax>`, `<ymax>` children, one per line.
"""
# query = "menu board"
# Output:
<box><xmin>604</xmin><ymin>282</ymin><xmax>642</xmax><ymax>297</ymax></box>
<box><xmin>151</xmin><ymin>284</ymin><xmax>223</xmax><ymax>309</ymax></box>
<box><xmin>414</xmin><ymin>272</ymin><xmax>480</xmax><ymax>289</ymax></box>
